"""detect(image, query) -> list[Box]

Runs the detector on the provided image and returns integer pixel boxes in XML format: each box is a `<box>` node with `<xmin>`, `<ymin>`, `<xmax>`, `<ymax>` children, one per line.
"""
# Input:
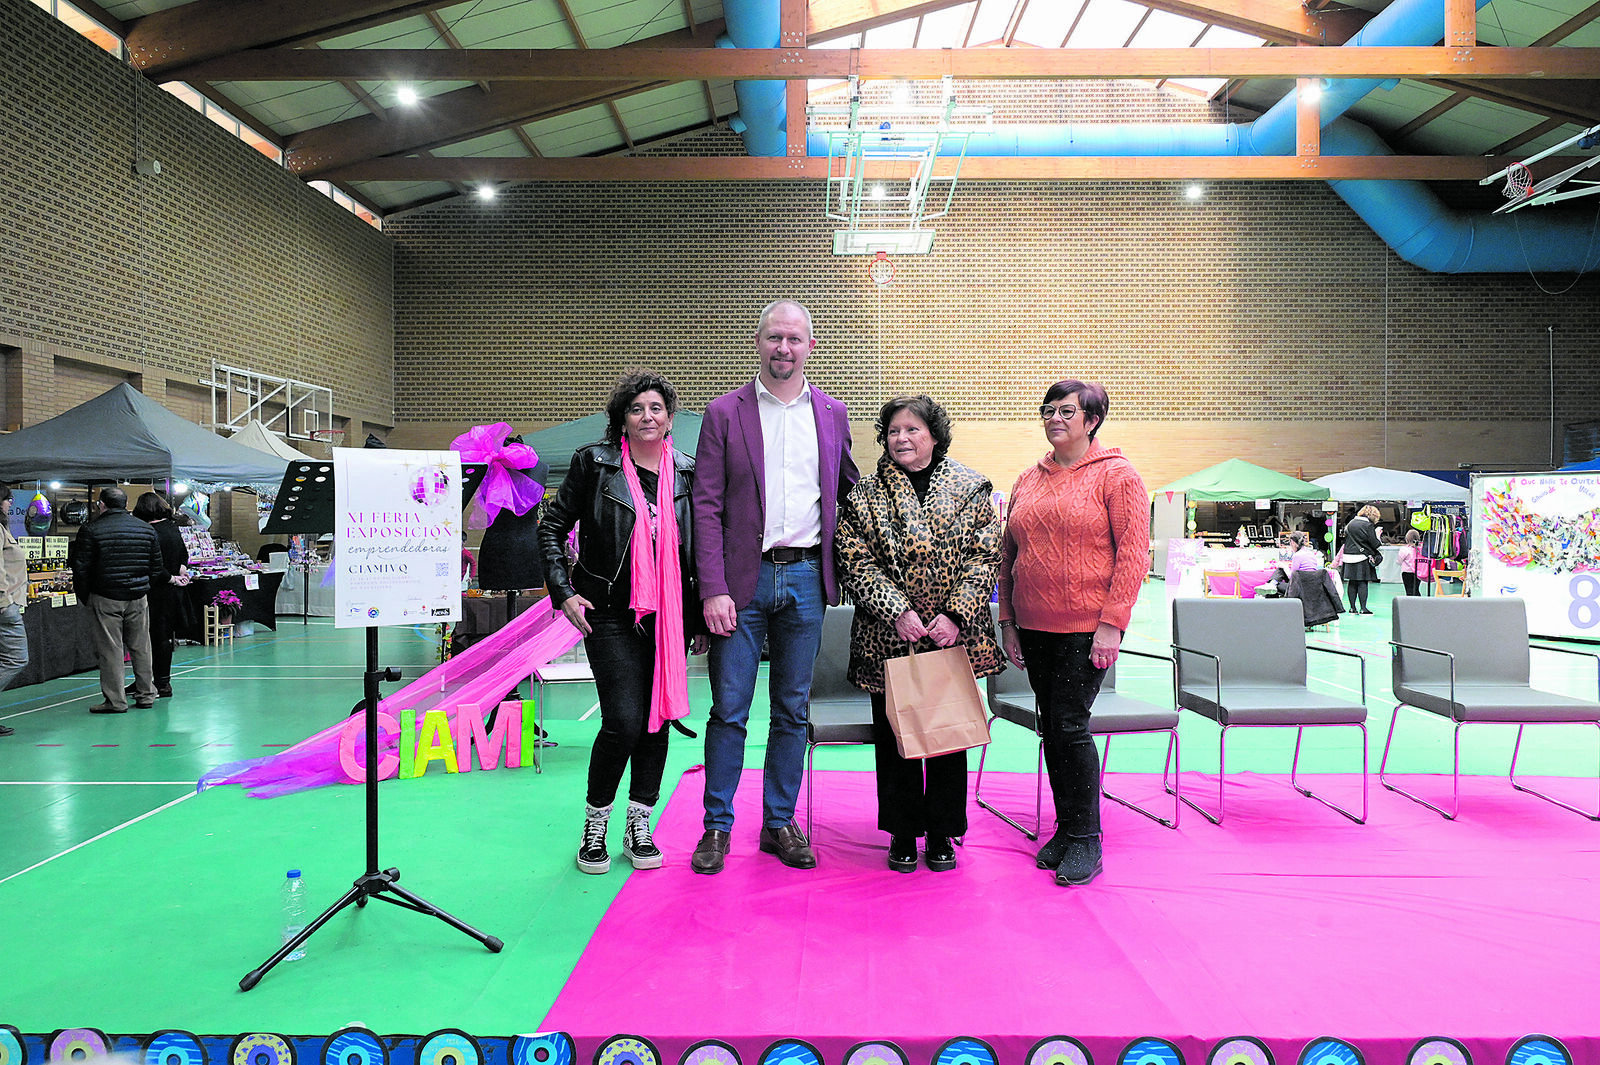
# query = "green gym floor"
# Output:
<box><xmin>2</xmin><ymin>581</ymin><xmax>1596</xmax><ymax>1034</ymax></box>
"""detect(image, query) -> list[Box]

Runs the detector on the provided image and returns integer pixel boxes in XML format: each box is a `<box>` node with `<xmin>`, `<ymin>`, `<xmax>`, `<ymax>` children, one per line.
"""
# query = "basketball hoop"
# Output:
<box><xmin>868</xmin><ymin>250</ymin><xmax>895</xmax><ymax>286</ymax></box>
<box><xmin>308</xmin><ymin>428</ymin><xmax>346</xmax><ymax>453</ymax></box>
<box><xmin>1502</xmin><ymin>162</ymin><xmax>1533</xmax><ymax>201</ymax></box>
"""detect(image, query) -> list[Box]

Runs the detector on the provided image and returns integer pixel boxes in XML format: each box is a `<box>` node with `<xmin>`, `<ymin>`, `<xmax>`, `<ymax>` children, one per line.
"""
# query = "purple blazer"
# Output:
<box><xmin>692</xmin><ymin>380</ymin><xmax>859</xmax><ymax>609</ymax></box>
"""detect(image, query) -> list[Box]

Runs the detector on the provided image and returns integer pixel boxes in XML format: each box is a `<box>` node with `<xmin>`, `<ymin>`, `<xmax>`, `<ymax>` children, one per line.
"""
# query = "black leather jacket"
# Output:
<box><xmin>538</xmin><ymin>442</ymin><xmax>701</xmax><ymax>629</ymax></box>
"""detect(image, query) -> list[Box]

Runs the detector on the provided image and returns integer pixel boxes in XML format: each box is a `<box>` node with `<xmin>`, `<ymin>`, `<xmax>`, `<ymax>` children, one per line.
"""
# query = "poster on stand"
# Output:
<box><xmin>1473</xmin><ymin>471</ymin><xmax>1600</xmax><ymax>641</ymax></box>
<box><xmin>334</xmin><ymin>449</ymin><xmax>463</xmax><ymax>629</ymax></box>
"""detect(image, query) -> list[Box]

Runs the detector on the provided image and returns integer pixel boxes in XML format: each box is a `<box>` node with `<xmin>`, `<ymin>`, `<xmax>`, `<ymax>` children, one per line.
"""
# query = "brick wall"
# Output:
<box><xmin>0</xmin><ymin>0</ymin><xmax>394</xmax><ymax>432</ymax></box>
<box><xmin>386</xmin><ymin>169</ymin><xmax>1600</xmax><ymax>488</ymax></box>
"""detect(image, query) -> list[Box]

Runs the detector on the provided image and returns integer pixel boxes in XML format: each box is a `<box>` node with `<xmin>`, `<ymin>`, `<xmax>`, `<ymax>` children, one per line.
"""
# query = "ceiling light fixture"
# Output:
<box><xmin>1185</xmin><ymin>184</ymin><xmax>1204</xmax><ymax>200</ymax></box>
<box><xmin>870</xmin><ymin>183</ymin><xmax>887</xmax><ymax>200</ymax></box>
<box><xmin>395</xmin><ymin>85</ymin><xmax>419</xmax><ymax>107</ymax></box>
<box><xmin>477</xmin><ymin>184</ymin><xmax>497</xmax><ymax>201</ymax></box>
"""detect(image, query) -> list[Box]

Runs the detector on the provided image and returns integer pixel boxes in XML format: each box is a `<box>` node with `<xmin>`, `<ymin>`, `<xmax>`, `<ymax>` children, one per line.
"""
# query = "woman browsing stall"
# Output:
<box><xmin>835</xmin><ymin>395</ymin><xmax>1002</xmax><ymax>874</ymax></box>
<box><xmin>538</xmin><ymin>370</ymin><xmax>707</xmax><ymax>876</ymax></box>
<box><xmin>997</xmin><ymin>379</ymin><xmax>1150</xmax><ymax>887</ymax></box>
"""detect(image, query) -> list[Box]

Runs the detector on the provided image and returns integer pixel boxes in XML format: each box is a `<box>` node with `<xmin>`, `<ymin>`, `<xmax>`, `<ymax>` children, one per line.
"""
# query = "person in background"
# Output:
<box><xmin>1398</xmin><ymin>528</ymin><xmax>1423</xmax><ymax>596</ymax></box>
<box><xmin>71</xmin><ymin>487</ymin><xmax>167</xmax><ymax>714</ymax></box>
<box><xmin>539</xmin><ymin>369</ymin><xmax>706</xmax><ymax>875</ymax></box>
<box><xmin>131</xmin><ymin>492</ymin><xmax>189</xmax><ymax>700</ymax></box>
<box><xmin>998</xmin><ymin>379</ymin><xmax>1149</xmax><ymax>887</ymax></box>
<box><xmin>1339</xmin><ymin>505</ymin><xmax>1384</xmax><ymax>615</ymax></box>
<box><xmin>0</xmin><ymin>488</ymin><xmax>28</xmax><ymax>736</ymax></box>
<box><xmin>836</xmin><ymin>395</ymin><xmax>1001</xmax><ymax>873</ymax></box>
<box><xmin>691</xmin><ymin>299</ymin><xmax>859</xmax><ymax>875</ymax></box>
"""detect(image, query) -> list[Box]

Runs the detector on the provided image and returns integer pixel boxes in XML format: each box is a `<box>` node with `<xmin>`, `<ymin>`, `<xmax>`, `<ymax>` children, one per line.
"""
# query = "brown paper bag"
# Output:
<box><xmin>883</xmin><ymin>643</ymin><xmax>991</xmax><ymax>759</ymax></box>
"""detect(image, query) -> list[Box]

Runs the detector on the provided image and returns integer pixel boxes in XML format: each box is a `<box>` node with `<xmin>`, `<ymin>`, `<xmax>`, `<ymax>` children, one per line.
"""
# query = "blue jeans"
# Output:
<box><xmin>703</xmin><ymin>557</ymin><xmax>826</xmax><ymax>831</ymax></box>
<box><xmin>0</xmin><ymin>604</ymin><xmax>29</xmax><ymax>693</ymax></box>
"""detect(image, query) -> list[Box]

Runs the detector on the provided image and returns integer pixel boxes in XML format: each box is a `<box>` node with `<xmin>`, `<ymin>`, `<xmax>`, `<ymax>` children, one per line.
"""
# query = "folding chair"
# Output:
<box><xmin>1382</xmin><ymin>597</ymin><xmax>1600</xmax><ymax>820</ymax></box>
<box><xmin>802</xmin><ymin>605</ymin><xmax>874</xmax><ymax>838</ymax></box>
<box><xmin>1172</xmin><ymin>598</ymin><xmax>1368</xmax><ymax>824</ymax></box>
<box><xmin>1202</xmin><ymin>570</ymin><xmax>1243</xmax><ymax>598</ymax></box>
<box><xmin>975</xmin><ymin>619</ymin><xmax>1180</xmax><ymax>836</ymax></box>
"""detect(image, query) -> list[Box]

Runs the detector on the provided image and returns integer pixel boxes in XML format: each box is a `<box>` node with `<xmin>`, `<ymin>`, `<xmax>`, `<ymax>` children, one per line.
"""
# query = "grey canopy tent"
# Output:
<box><xmin>0</xmin><ymin>382</ymin><xmax>288</xmax><ymax>486</ymax></box>
<box><xmin>517</xmin><ymin>411</ymin><xmax>702</xmax><ymax>491</ymax></box>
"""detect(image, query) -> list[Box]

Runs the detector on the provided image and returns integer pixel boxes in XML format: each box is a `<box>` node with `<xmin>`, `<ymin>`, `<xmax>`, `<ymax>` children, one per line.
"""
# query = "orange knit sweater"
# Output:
<box><xmin>998</xmin><ymin>442</ymin><xmax>1150</xmax><ymax>634</ymax></box>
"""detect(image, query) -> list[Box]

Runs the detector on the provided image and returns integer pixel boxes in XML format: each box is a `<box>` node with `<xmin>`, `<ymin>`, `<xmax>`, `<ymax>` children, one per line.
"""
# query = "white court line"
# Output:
<box><xmin>0</xmin><ymin>780</ymin><xmax>197</xmax><ymax>786</ymax></box>
<box><xmin>0</xmin><ymin>787</ymin><xmax>197</xmax><ymax>887</ymax></box>
<box><xmin>578</xmin><ymin>701</ymin><xmax>601</xmax><ymax>721</ymax></box>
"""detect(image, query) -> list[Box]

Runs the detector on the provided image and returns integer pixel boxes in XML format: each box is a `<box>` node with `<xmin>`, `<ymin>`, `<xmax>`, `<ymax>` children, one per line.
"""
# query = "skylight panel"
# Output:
<box><xmin>864</xmin><ymin>20</ymin><xmax>918</xmax><ymax>48</ymax></box>
<box><xmin>1064</xmin><ymin>0</ymin><xmax>1149</xmax><ymax>48</ymax></box>
<box><xmin>1130</xmin><ymin>9</ymin><xmax>1206</xmax><ymax>48</ymax></box>
<box><xmin>1196</xmin><ymin>24</ymin><xmax>1267</xmax><ymax>49</ymax></box>
<box><xmin>1015</xmin><ymin>0</ymin><xmax>1088</xmax><ymax>46</ymax></box>
<box><xmin>914</xmin><ymin>3</ymin><xmax>978</xmax><ymax>48</ymax></box>
<box><xmin>964</xmin><ymin>0</ymin><xmax>1014</xmax><ymax>46</ymax></box>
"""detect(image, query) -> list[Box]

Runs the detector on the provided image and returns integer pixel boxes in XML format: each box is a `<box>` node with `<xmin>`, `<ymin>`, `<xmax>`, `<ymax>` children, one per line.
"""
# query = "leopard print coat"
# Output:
<box><xmin>835</xmin><ymin>453</ymin><xmax>1003</xmax><ymax>693</ymax></box>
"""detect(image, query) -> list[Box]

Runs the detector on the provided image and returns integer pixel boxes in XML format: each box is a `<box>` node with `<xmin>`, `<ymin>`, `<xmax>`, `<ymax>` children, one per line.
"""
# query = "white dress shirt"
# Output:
<box><xmin>755</xmin><ymin>376</ymin><xmax>822</xmax><ymax>552</ymax></box>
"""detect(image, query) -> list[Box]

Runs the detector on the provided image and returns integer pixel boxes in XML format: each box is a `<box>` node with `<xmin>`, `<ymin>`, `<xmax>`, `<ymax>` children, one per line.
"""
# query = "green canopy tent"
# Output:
<box><xmin>1157</xmin><ymin>458</ymin><xmax>1331</xmax><ymax>502</ymax></box>
<box><xmin>1153</xmin><ymin>459</ymin><xmax>1330</xmax><ymax>572</ymax></box>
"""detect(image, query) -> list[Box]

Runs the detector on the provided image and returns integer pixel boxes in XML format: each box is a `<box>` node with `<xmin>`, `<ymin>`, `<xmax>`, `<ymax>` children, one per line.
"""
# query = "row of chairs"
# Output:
<box><xmin>804</xmin><ymin>598</ymin><xmax>1600</xmax><ymax>836</ymax></box>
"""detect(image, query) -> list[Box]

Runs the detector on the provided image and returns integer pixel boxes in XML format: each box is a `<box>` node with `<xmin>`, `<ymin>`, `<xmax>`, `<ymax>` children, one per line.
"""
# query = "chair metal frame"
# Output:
<box><xmin>1172</xmin><ymin>599</ymin><xmax>1368</xmax><ymax>825</ymax></box>
<box><xmin>801</xmin><ymin>605</ymin><xmax>874</xmax><ymax>839</ymax></box>
<box><xmin>1380</xmin><ymin>635</ymin><xmax>1600</xmax><ymax>821</ymax></box>
<box><xmin>530</xmin><ymin>660</ymin><xmax>593</xmax><ymax>773</ymax></box>
<box><xmin>974</xmin><ymin>646</ymin><xmax>1182</xmax><ymax>837</ymax></box>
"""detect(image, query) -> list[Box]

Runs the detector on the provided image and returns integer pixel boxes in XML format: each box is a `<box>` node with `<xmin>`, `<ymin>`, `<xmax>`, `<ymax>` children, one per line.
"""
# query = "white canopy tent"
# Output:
<box><xmin>228</xmin><ymin>420</ymin><xmax>318</xmax><ymax>462</ymax></box>
<box><xmin>1311</xmin><ymin>467</ymin><xmax>1469</xmax><ymax>503</ymax></box>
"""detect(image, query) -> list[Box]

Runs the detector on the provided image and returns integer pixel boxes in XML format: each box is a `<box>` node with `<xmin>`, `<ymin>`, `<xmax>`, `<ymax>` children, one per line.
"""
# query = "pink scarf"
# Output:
<box><xmin>620</xmin><ymin>436</ymin><xmax>689</xmax><ymax>733</ymax></box>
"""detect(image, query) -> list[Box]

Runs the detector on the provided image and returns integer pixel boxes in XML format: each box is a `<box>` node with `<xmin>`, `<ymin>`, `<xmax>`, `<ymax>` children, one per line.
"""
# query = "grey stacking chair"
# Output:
<box><xmin>802</xmin><ymin>605</ymin><xmax>875</xmax><ymax>837</ymax></box>
<box><xmin>1383</xmin><ymin>597</ymin><xmax>1600</xmax><ymax>820</ymax></box>
<box><xmin>975</xmin><ymin>606</ymin><xmax>1181</xmax><ymax>835</ymax></box>
<box><xmin>1171</xmin><ymin>597</ymin><xmax>1368</xmax><ymax>824</ymax></box>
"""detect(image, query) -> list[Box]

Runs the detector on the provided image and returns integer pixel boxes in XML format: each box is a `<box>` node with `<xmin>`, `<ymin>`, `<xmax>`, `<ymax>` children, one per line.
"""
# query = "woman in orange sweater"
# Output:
<box><xmin>997</xmin><ymin>379</ymin><xmax>1150</xmax><ymax>887</ymax></box>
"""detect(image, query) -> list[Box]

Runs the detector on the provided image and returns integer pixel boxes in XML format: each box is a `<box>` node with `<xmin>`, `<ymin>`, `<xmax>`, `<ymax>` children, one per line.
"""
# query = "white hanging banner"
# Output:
<box><xmin>334</xmin><ymin>449</ymin><xmax>463</xmax><ymax>629</ymax></box>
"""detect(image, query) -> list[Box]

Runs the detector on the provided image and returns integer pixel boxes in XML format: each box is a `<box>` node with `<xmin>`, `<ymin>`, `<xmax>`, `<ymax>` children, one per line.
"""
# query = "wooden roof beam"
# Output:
<box><xmin>127</xmin><ymin>0</ymin><xmax>444</xmax><ymax>77</ymax></box>
<box><xmin>321</xmin><ymin>153</ymin><xmax>1563</xmax><ymax>183</ymax></box>
<box><xmin>167</xmin><ymin>46</ymin><xmax>1600</xmax><ymax>83</ymax></box>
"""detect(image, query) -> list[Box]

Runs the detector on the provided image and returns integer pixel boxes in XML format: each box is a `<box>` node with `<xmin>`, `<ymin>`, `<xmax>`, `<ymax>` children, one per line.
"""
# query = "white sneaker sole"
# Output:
<box><xmin>576</xmin><ymin>853</ymin><xmax>611</xmax><ymax>875</ymax></box>
<box><xmin>624</xmin><ymin>846</ymin><xmax>663</xmax><ymax>870</ymax></box>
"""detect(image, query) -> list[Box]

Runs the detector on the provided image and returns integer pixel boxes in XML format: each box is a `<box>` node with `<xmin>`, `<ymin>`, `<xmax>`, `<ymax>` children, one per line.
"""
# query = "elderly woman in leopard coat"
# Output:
<box><xmin>835</xmin><ymin>394</ymin><xmax>1002</xmax><ymax>874</ymax></box>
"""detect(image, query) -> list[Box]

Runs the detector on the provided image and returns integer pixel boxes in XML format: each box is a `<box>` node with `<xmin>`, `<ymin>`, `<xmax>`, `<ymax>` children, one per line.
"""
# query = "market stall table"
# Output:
<box><xmin>4</xmin><ymin>600</ymin><xmax>99</xmax><ymax>690</ymax></box>
<box><xmin>179</xmin><ymin>572</ymin><xmax>284</xmax><ymax>641</ymax></box>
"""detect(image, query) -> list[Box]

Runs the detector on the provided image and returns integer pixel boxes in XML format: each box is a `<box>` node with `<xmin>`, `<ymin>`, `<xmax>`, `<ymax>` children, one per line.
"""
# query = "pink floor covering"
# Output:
<box><xmin>542</xmin><ymin>767</ymin><xmax>1600</xmax><ymax>1065</ymax></box>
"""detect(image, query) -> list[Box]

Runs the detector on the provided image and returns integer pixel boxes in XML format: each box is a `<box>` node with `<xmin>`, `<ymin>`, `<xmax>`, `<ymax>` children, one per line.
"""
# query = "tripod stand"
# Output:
<box><xmin>243</xmin><ymin>458</ymin><xmax>498</xmax><ymax>991</ymax></box>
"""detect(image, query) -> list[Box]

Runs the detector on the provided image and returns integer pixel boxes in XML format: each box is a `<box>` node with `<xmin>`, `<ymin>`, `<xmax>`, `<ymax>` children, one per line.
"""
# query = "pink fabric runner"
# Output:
<box><xmin>543</xmin><ymin>767</ymin><xmax>1600</xmax><ymax>1065</ymax></box>
<box><xmin>200</xmin><ymin>599</ymin><xmax>580</xmax><ymax>797</ymax></box>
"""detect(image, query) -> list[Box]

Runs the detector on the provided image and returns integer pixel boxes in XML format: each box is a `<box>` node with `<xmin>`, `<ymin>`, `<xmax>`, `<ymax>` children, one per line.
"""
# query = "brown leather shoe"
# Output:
<box><xmin>758</xmin><ymin>823</ymin><xmax>817</xmax><ymax>869</ymax></box>
<box><xmin>691</xmin><ymin>829</ymin><xmax>731</xmax><ymax>875</ymax></box>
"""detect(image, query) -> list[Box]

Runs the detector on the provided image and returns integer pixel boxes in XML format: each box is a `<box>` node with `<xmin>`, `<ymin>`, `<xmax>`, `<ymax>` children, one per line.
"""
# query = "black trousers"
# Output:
<box><xmin>1017</xmin><ymin>628</ymin><xmax>1106</xmax><ymax>837</ymax></box>
<box><xmin>148</xmin><ymin>585</ymin><xmax>177</xmax><ymax>688</ymax></box>
<box><xmin>870</xmin><ymin>690</ymin><xmax>968</xmax><ymax>838</ymax></box>
<box><xmin>583</xmin><ymin>613</ymin><xmax>670</xmax><ymax>809</ymax></box>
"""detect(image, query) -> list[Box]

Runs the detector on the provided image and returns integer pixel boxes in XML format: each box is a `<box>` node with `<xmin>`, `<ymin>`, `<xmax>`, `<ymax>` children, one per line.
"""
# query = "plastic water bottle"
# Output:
<box><xmin>281</xmin><ymin>869</ymin><xmax>307</xmax><ymax>961</ymax></box>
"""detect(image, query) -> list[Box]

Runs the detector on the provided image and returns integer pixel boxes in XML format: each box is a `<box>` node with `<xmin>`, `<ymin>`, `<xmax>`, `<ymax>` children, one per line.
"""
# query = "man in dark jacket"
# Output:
<box><xmin>70</xmin><ymin>487</ymin><xmax>166</xmax><ymax>713</ymax></box>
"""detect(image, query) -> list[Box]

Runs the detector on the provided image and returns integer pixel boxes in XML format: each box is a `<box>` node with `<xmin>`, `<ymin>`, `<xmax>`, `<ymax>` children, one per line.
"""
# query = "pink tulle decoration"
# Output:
<box><xmin>452</xmin><ymin>421</ymin><xmax>546</xmax><ymax>529</ymax></box>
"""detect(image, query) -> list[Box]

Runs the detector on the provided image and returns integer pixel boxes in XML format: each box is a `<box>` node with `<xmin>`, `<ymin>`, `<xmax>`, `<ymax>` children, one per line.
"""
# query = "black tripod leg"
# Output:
<box><xmin>240</xmin><ymin>879</ymin><xmax>369</xmax><ymax>991</ymax></box>
<box><xmin>380</xmin><ymin>878</ymin><xmax>505</xmax><ymax>953</ymax></box>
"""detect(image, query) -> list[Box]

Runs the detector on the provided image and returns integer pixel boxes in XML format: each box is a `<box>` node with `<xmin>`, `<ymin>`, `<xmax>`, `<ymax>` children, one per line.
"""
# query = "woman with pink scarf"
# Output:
<box><xmin>539</xmin><ymin>370</ymin><xmax>707</xmax><ymax>875</ymax></box>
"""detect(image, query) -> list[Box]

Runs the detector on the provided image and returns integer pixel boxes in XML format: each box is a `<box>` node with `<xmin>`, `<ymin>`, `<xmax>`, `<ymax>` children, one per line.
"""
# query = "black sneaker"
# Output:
<box><xmin>576</xmin><ymin>808</ymin><xmax>611</xmax><ymax>875</ymax></box>
<box><xmin>0</xmin><ymin>723</ymin><xmax>14</xmax><ymax>736</ymax></box>
<box><xmin>622</xmin><ymin>805</ymin><xmax>662</xmax><ymax>870</ymax></box>
<box><xmin>1055</xmin><ymin>835</ymin><xmax>1104</xmax><ymax>886</ymax></box>
<box><xmin>1035</xmin><ymin>829</ymin><xmax>1072</xmax><ymax>869</ymax></box>
<box><xmin>887</xmin><ymin>835</ymin><xmax>917</xmax><ymax>873</ymax></box>
<box><xmin>924</xmin><ymin>836</ymin><xmax>957</xmax><ymax>872</ymax></box>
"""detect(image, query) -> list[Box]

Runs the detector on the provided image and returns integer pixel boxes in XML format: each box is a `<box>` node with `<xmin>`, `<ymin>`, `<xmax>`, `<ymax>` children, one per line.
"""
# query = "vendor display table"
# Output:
<box><xmin>275</xmin><ymin>562</ymin><xmax>334</xmax><ymax>618</ymax></box>
<box><xmin>5</xmin><ymin>600</ymin><xmax>99</xmax><ymax>690</ymax></box>
<box><xmin>456</xmin><ymin>593</ymin><xmax>543</xmax><ymax>638</ymax></box>
<box><xmin>179</xmin><ymin>572</ymin><xmax>284</xmax><ymax>642</ymax></box>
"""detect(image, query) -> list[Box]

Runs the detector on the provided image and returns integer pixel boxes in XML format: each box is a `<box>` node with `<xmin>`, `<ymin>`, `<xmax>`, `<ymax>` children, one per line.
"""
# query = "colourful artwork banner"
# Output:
<box><xmin>334</xmin><ymin>448</ymin><xmax>463</xmax><ymax>628</ymax></box>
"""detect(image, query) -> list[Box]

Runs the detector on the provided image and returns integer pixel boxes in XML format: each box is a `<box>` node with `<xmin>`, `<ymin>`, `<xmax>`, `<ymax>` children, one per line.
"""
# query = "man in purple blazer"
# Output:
<box><xmin>690</xmin><ymin>299</ymin><xmax>859</xmax><ymax>874</ymax></box>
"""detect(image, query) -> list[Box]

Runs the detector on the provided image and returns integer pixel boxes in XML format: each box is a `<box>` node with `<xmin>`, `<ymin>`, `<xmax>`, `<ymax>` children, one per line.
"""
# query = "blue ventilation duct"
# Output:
<box><xmin>727</xmin><ymin>0</ymin><xmax>1600</xmax><ymax>273</ymax></box>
